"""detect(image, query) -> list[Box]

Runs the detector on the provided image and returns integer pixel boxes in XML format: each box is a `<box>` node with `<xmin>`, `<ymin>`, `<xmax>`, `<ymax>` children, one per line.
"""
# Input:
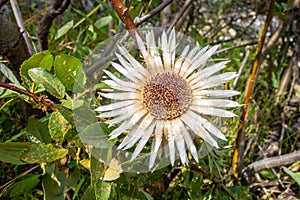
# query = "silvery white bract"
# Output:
<box><xmin>95</xmin><ymin>29</ymin><xmax>240</xmax><ymax>169</ymax></box>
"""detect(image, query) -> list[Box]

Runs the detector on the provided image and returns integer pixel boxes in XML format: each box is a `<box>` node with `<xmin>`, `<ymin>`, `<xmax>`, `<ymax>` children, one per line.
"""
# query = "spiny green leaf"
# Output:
<box><xmin>90</xmin><ymin>152</ymin><xmax>111</xmax><ymax>200</ymax></box>
<box><xmin>79</xmin><ymin>123</ymin><xmax>112</xmax><ymax>148</ymax></box>
<box><xmin>61</xmin><ymin>99</ymin><xmax>84</xmax><ymax>110</ymax></box>
<box><xmin>28</xmin><ymin>68</ymin><xmax>66</xmax><ymax>99</ymax></box>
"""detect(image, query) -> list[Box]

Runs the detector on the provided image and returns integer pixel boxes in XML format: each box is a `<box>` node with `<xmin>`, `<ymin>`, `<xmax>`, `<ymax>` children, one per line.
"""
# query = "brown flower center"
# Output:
<box><xmin>142</xmin><ymin>72</ymin><xmax>192</xmax><ymax>120</ymax></box>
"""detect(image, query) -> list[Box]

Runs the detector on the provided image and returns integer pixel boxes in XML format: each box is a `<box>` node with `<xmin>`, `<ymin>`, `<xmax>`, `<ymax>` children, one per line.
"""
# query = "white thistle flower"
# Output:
<box><xmin>95</xmin><ymin>29</ymin><xmax>240</xmax><ymax>169</ymax></box>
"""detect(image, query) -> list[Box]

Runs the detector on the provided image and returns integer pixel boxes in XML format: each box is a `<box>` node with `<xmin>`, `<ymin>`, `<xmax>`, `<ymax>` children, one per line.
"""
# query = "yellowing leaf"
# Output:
<box><xmin>80</xmin><ymin>159</ymin><xmax>90</xmax><ymax>170</ymax></box>
<box><xmin>103</xmin><ymin>158</ymin><xmax>123</xmax><ymax>181</ymax></box>
<box><xmin>49</xmin><ymin>111</ymin><xmax>71</xmax><ymax>145</ymax></box>
<box><xmin>28</xmin><ymin>68</ymin><xmax>66</xmax><ymax>99</ymax></box>
<box><xmin>21</xmin><ymin>143</ymin><xmax>68</xmax><ymax>164</ymax></box>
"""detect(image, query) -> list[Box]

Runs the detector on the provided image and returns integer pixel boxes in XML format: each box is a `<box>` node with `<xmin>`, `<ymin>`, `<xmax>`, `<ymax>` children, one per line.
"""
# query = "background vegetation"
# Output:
<box><xmin>0</xmin><ymin>0</ymin><xmax>299</xmax><ymax>199</ymax></box>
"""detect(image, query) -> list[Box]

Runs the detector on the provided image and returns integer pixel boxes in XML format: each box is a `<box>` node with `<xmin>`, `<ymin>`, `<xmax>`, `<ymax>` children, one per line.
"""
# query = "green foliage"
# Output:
<box><xmin>0</xmin><ymin>63</ymin><xmax>21</xmax><ymax>87</ymax></box>
<box><xmin>1</xmin><ymin>1</ymin><xmax>298</xmax><ymax>199</ymax></box>
<box><xmin>48</xmin><ymin>112</ymin><xmax>71</xmax><ymax>145</ymax></box>
<box><xmin>20</xmin><ymin>51</ymin><xmax>53</xmax><ymax>87</ymax></box>
<box><xmin>55</xmin><ymin>20</ymin><xmax>74</xmax><ymax>40</ymax></box>
<box><xmin>3</xmin><ymin>174</ymin><xmax>41</xmax><ymax>198</ymax></box>
<box><xmin>0</xmin><ymin>142</ymin><xmax>32</xmax><ymax>165</ymax></box>
<box><xmin>283</xmin><ymin>167</ymin><xmax>300</xmax><ymax>186</ymax></box>
<box><xmin>1</xmin><ymin>51</ymin><xmax>88</xmax><ymax>199</ymax></box>
<box><xmin>28</xmin><ymin>68</ymin><xmax>66</xmax><ymax>99</ymax></box>
<box><xmin>42</xmin><ymin>164</ymin><xmax>81</xmax><ymax>200</ymax></box>
<box><xmin>21</xmin><ymin>143</ymin><xmax>69</xmax><ymax>164</ymax></box>
<box><xmin>27</xmin><ymin>118</ymin><xmax>53</xmax><ymax>143</ymax></box>
<box><xmin>54</xmin><ymin>55</ymin><xmax>86</xmax><ymax>92</ymax></box>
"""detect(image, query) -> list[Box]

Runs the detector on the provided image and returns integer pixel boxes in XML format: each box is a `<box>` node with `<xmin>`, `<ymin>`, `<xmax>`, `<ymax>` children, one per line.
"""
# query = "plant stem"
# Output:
<box><xmin>0</xmin><ymin>81</ymin><xmax>57</xmax><ymax>111</ymax></box>
<box><xmin>109</xmin><ymin>0</ymin><xmax>138</xmax><ymax>39</ymax></box>
<box><xmin>232</xmin><ymin>0</ymin><xmax>275</xmax><ymax>180</ymax></box>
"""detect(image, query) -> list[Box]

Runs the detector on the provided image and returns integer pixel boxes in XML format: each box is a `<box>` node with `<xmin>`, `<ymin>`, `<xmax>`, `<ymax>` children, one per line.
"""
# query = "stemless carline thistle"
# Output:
<box><xmin>95</xmin><ymin>29</ymin><xmax>240</xmax><ymax>169</ymax></box>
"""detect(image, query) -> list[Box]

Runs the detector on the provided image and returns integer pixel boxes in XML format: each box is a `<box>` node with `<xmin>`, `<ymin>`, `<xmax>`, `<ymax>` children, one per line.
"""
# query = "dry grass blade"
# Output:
<box><xmin>232</xmin><ymin>0</ymin><xmax>276</xmax><ymax>179</ymax></box>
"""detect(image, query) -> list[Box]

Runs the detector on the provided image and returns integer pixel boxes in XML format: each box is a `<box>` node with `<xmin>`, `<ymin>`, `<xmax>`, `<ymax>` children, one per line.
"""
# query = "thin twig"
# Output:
<box><xmin>86</xmin><ymin>0</ymin><xmax>138</xmax><ymax>77</ymax></box>
<box><xmin>0</xmin><ymin>82</ymin><xmax>57</xmax><ymax>111</ymax></box>
<box><xmin>232</xmin><ymin>0</ymin><xmax>275</xmax><ymax>180</ymax></box>
<box><xmin>9</xmin><ymin>0</ymin><xmax>34</xmax><ymax>55</ymax></box>
<box><xmin>215</xmin><ymin>41</ymin><xmax>258</xmax><ymax>54</ymax></box>
<box><xmin>85</xmin><ymin>25</ymin><xmax>124</xmax><ymax>76</ymax></box>
<box><xmin>243</xmin><ymin>150</ymin><xmax>300</xmax><ymax>173</ymax></box>
<box><xmin>232</xmin><ymin>49</ymin><xmax>250</xmax><ymax>89</ymax></box>
<box><xmin>262</xmin><ymin>0</ymin><xmax>300</xmax><ymax>58</ymax></box>
<box><xmin>86</xmin><ymin>1</ymin><xmax>173</xmax><ymax>76</ymax></box>
<box><xmin>167</xmin><ymin>0</ymin><xmax>193</xmax><ymax>33</ymax></box>
<box><xmin>37</xmin><ymin>0</ymin><xmax>70</xmax><ymax>50</ymax></box>
<box><xmin>134</xmin><ymin>0</ymin><xmax>173</xmax><ymax>26</ymax></box>
<box><xmin>0</xmin><ymin>165</ymin><xmax>39</xmax><ymax>197</ymax></box>
<box><xmin>286</xmin><ymin>18</ymin><xmax>300</xmax><ymax>103</ymax></box>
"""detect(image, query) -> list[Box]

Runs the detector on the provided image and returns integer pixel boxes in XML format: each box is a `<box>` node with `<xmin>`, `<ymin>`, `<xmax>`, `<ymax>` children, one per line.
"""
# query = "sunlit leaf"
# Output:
<box><xmin>259</xmin><ymin>169</ymin><xmax>277</xmax><ymax>180</ymax></box>
<box><xmin>20</xmin><ymin>51</ymin><xmax>53</xmax><ymax>85</ymax></box>
<box><xmin>55</xmin><ymin>20</ymin><xmax>74</xmax><ymax>40</ymax></box>
<box><xmin>0</xmin><ymin>63</ymin><xmax>21</xmax><ymax>86</ymax></box>
<box><xmin>103</xmin><ymin>158</ymin><xmax>123</xmax><ymax>181</ymax></box>
<box><xmin>54</xmin><ymin>55</ymin><xmax>86</xmax><ymax>92</ymax></box>
<box><xmin>21</xmin><ymin>143</ymin><xmax>68</xmax><ymax>164</ymax></box>
<box><xmin>94</xmin><ymin>16</ymin><xmax>112</xmax><ymax>29</ymax></box>
<box><xmin>49</xmin><ymin>111</ymin><xmax>71</xmax><ymax>145</ymax></box>
<box><xmin>271</xmin><ymin>72</ymin><xmax>279</xmax><ymax>89</ymax></box>
<box><xmin>283</xmin><ymin>167</ymin><xmax>300</xmax><ymax>186</ymax></box>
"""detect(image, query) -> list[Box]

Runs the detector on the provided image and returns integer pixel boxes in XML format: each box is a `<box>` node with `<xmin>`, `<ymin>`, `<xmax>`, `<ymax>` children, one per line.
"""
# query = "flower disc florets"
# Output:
<box><xmin>95</xmin><ymin>28</ymin><xmax>240</xmax><ymax>170</ymax></box>
<box><xmin>142</xmin><ymin>72</ymin><xmax>192</xmax><ymax>120</ymax></box>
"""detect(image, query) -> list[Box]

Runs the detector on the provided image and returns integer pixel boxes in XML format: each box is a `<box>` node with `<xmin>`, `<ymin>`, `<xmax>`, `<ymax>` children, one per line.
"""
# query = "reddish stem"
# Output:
<box><xmin>0</xmin><ymin>81</ymin><xmax>57</xmax><ymax>111</ymax></box>
<box><xmin>109</xmin><ymin>0</ymin><xmax>138</xmax><ymax>39</ymax></box>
